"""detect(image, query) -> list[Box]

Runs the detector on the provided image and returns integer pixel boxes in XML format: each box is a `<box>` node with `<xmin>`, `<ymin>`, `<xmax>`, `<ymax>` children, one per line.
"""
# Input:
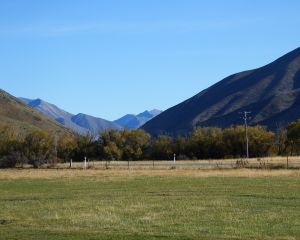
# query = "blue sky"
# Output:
<box><xmin>1</xmin><ymin>0</ymin><xmax>300</xmax><ymax>120</ymax></box>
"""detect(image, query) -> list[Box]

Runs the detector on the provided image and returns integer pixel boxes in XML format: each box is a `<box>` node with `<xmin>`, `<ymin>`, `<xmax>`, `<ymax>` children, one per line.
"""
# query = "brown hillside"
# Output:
<box><xmin>0</xmin><ymin>89</ymin><xmax>71</xmax><ymax>135</ymax></box>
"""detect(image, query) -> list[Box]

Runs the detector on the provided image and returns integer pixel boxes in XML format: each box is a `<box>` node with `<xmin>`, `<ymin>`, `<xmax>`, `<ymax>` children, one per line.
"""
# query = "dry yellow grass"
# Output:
<box><xmin>0</xmin><ymin>168</ymin><xmax>299</xmax><ymax>180</ymax></box>
<box><xmin>57</xmin><ymin>156</ymin><xmax>300</xmax><ymax>168</ymax></box>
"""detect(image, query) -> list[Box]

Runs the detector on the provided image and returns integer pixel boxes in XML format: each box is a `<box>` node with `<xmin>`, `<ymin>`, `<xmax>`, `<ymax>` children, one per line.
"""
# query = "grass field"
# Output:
<box><xmin>0</xmin><ymin>169</ymin><xmax>299</xmax><ymax>240</ymax></box>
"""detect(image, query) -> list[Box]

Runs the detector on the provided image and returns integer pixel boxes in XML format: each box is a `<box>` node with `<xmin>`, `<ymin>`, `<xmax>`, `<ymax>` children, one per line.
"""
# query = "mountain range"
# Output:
<box><xmin>114</xmin><ymin>109</ymin><xmax>162</xmax><ymax>129</ymax></box>
<box><xmin>19</xmin><ymin>98</ymin><xmax>122</xmax><ymax>134</ymax></box>
<box><xmin>3</xmin><ymin>47</ymin><xmax>300</xmax><ymax>136</ymax></box>
<box><xmin>20</xmin><ymin>98</ymin><xmax>161</xmax><ymax>134</ymax></box>
<box><xmin>142</xmin><ymin>47</ymin><xmax>300</xmax><ymax>135</ymax></box>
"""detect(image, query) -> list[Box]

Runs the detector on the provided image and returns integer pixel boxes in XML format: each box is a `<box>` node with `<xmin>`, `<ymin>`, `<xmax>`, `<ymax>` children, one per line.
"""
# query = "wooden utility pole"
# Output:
<box><xmin>242</xmin><ymin>111</ymin><xmax>251</xmax><ymax>159</ymax></box>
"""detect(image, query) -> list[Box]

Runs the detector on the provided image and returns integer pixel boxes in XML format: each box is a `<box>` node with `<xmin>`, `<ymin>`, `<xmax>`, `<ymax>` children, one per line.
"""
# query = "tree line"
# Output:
<box><xmin>1</xmin><ymin>120</ymin><xmax>300</xmax><ymax>168</ymax></box>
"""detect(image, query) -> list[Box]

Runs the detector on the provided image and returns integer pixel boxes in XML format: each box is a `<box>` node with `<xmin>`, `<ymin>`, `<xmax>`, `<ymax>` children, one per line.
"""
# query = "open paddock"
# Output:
<box><xmin>0</xmin><ymin>168</ymin><xmax>299</xmax><ymax>239</ymax></box>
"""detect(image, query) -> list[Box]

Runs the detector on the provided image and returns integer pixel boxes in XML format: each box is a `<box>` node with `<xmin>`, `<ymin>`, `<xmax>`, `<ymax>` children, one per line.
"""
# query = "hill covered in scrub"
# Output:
<box><xmin>0</xmin><ymin>89</ymin><xmax>71</xmax><ymax>135</ymax></box>
<box><xmin>142</xmin><ymin>47</ymin><xmax>300</xmax><ymax>135</ymax></box>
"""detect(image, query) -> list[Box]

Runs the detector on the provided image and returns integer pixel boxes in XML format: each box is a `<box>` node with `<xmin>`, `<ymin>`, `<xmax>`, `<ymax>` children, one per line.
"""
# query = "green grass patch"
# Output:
<box><xmin>0</xmin><ymin>172</ymin><xmax>299</xmax><ymax>239</ymax></box>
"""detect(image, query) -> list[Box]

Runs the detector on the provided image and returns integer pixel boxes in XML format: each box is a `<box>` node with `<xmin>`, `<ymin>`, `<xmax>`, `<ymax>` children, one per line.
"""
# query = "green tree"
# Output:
<box><xmin>173</xmin><ymin>136</ymin><xmax>191</xmax><ymax>160</ymax></box>
<box><xmin>151</xmin><ymin>135</ymin><xmax>173</xmax><ymax>160</ymax></box>
<box><xmin>189</xmin><ymin>127</ymin><xmax>224</xmax><ymax>159</ymax></box>
<box><xmin>287</xmin><ymin>120</ymin><xmax>300</xmax><ymax>155</ymax></box>
<box><xmin>222</xmin><ymin>125</ymin><xmax>274</xmax><ymax>158</ymax></box>
<box><xmin>23</xmin><ymin>130</ymin><xmax>54</xmax><ymax>168</ymax></box>
<box><xmin>72</xmin><ymin>133</ymin><xmax>95</xmax><ymax>161</ymax></box>
<box><xmin>222</xmin><ymin>126</ymin><xmax>246</xmax><ymax>158</ymax></box>
<box><xmin>0</xmin><ymin>124</ymin><xmax>25</xmax><ymax>168</ymax></box>
<box><xmin>99</xmin><ymin>130</ymin><xmax>123</xmax><ymax>160</ymax></box>
<box><xmin>103</xmin><ymin>142</ymin><xmax>122</xmax><ymax>160</ymax></box>
<box><xmin>122</xmin><ymin>129</ymin><xmax>151</xmax><ymax>160</ymax></box>
<box><xmin>247</xmin><ymin>126</ymin><xmax>274</xmax><ymax>157</ymax></box>
<box><xmin>57</xmin><ymin>134</ymin><xmax>77</xmax><ymax>162</ymax></box>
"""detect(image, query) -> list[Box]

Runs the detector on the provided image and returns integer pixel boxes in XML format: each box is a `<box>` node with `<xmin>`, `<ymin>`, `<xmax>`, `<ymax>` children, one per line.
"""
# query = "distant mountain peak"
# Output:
<box><xmin>149</xmin><ymin>109</ymin><xmax>163</xmax><ymax>116</ymax></box>
<box><xmin>137</xmin><ymin>110</ymin><xmax>153</xmax><ymax>118</ymax></box>
<box><xmin>114</xmin><ymin>109</ymin><xmax>162</xmax><ymax>129</ymax></box>
<box><xmin>29</xmin><ymin>98</ymin><xmax>43</xmax><ymax>107</ymax></box>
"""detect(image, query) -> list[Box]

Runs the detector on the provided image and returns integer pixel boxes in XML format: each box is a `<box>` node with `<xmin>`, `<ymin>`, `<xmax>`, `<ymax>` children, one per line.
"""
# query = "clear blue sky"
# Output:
<box><xmin>1</xmin><ymin>0</ymin><xmax>300</xmax><ymax>120</ymax></box>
